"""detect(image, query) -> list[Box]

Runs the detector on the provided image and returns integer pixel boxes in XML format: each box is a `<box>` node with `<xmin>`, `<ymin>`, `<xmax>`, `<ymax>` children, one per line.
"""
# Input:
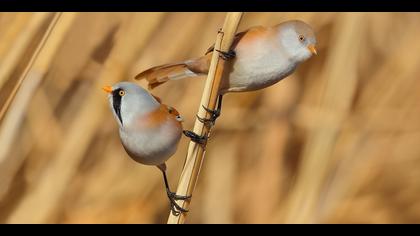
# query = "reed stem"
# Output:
<box><xmin>167</xmin><ymin>12</ymin><xmax>243</xmax><ymax>224</ymax></box>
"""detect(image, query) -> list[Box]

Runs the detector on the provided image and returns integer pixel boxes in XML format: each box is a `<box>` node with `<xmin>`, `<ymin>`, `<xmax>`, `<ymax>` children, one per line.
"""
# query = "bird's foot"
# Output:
<box><xmin>214</xmin><ymin>29</ymin><xmax>235</xmax><ymax>60</ymax></box>
<box><xmin>216</xmin><ymin>49</ymin><xmax>236</xmax><ymax>60</ymax></box>
<box><xmin>183</xmin><ymin>130</ymin><xmax>207</xmax><ymax>146</ymax></box>
<box><xmin>196</xmin><ymin>105</ymin><xmax>221</xmax><ymax>128</ymax></box>
<box><xmin>196</xmin><ymin>115</ymin><xmax>215</xmax><ymax>129</ymax></box>
<box><xmin>202</xmin><ymin>105</ymin><xmax>221</xmax><ymax>119</ymax></box>
<box><xmin>167</xmin><ymin>190</ymin><xmax>191</xmax><ymax>216</ymax></box>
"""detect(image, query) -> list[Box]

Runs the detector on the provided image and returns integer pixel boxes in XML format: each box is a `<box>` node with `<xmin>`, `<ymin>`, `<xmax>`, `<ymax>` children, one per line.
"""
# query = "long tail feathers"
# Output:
<box><xmin>135</xmin><ymin>62</ymin><xmax>198</xmax><ymax>90</ymax></box>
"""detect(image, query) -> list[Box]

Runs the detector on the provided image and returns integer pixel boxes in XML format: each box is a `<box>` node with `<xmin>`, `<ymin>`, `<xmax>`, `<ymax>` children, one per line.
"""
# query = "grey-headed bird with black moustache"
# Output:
<box><xmin>103</xmin><ymin>82</ymin><xmax>198</xmax><ymax>215</ymax></box>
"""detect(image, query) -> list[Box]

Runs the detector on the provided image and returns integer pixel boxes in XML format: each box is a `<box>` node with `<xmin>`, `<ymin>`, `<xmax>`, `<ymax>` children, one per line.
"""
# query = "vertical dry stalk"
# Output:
<box><xmin>0</xmin><ymin>13</ymin><xmax>51</xmax><ymax>89</ymax></box>
<box><xmin>283</xmin><ymin>13</ymin><xmax>364</xmax><ymax>223</ymax></box>
<box><xmin>6</xmin><ymin>13</ymin><xmax>166</xmax><ymax>224</ymax></box>
<box><xmin>2</xmin><ymin>12</ymin><xmax>79</xmax><ymax>223</ymax></box>
<box><xmin>0</xmin><ymin>12</ymin><xmax>61</xmax><ymax>122</ymax></box>
<box><xmin>167</xmin><ymin>12</ymin><xmax>243</xmax><ymax>224</ymax></box>
<box><xmin>0</xmin><ymin>13</ymin><xmax>66</xmax><ymax>166</ymax></box>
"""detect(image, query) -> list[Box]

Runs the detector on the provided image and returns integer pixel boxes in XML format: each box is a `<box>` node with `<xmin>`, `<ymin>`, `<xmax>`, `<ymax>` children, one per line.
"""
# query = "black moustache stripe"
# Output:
<box><xmin>112</xmin><ymin>89</ymin><xmax>123</xmax><ymax>126</ymax></box>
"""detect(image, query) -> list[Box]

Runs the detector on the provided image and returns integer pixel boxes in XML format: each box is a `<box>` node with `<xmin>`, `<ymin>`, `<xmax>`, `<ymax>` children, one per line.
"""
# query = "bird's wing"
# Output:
<box><xmin>205</xmin><ymin>26</ymin><xmax>266</xmax><ymax>55</ymax></box>
<box><xmin>134</xmin><ymin>62</ymin><xmax>192</xmax><ymax>89</ymax></box>
<box><xmin>205</xmin><ymin>31</ymin><xmax>246</xmax><ymax>55</ymax></box>
<box><xmin>136</xmin><ymin>103</ymin><xmax>182</xmax><ymax>129</ymax></box>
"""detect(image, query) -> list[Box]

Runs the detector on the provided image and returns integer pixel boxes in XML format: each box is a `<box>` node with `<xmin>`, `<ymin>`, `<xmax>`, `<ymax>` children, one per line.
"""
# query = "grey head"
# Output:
<box><xmin>274</xmin><ymin>20</ymin><xmax>317</xmax><ymax>63</ymax></box>
<box><xmin>104</xmin><ymin>82</ymin><xmax>160</xmax><ymax>128</ymax></box>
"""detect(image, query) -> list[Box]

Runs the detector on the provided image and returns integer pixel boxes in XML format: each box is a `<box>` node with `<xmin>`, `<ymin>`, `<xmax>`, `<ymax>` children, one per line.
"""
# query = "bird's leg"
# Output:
<box><xmin>158</xmin><ymin>164</ymin><xmax>191</xmax><ymax>216</ymax></box>
<box><xmin>216</xmin><ymin>49</ymin><xmax>236</xmax><ymax>60</ymax></box>
<box><xmin>183</xmin><ymin>130</ymin><xmax>207</xmax><ymax>147</ymax></box>
<box><xmin>197</xmin><ymin>94</ymin><xmax>223</xmax><ymax>128</ymax></box>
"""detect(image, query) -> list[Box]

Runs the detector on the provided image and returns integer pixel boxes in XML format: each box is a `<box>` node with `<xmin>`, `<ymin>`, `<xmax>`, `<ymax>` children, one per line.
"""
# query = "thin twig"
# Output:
<box><xmin>167</xmin><ymin>12</ymin><xmax>243</xmax><ymax>224</ymax></box>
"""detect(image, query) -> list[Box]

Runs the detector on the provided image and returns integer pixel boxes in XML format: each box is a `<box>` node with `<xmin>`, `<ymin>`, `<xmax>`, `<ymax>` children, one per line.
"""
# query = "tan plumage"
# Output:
<box><xmin>135</xmin><ymin>20</ymin><xmax>317</xmax><ymax>94</ymax></box>
<box><xmin>136</xmin><ymin>63</ymin><xmax>194</xmax><ymax>89</ymax></box>
<box><xmin>135</xmin><ymin>54</ymin><xmax>212</xmax><ymax>89</ymax></box>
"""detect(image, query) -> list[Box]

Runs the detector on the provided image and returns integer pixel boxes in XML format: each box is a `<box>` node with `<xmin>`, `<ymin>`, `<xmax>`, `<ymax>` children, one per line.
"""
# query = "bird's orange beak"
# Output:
<box><xmin>102</xmin><ymin>85</ymin><xmax>113</xmax><ymax>94</ymax></box>
<box><xmin>308</xmin><ymin>44</ymin><xmax>317</xmax><ymax>55</ymax></box>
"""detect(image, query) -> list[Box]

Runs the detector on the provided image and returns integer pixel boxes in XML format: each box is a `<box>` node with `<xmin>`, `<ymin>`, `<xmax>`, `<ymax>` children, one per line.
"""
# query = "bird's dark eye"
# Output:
<box><xmin>119</xmin><ymin>90</ymin><xmax>125</xmax><ymax>96</ymax></box>
<box><xmin>299</xmin><ymin>35</ymin><xmax>305</xmax><ymax>42</ymax></box>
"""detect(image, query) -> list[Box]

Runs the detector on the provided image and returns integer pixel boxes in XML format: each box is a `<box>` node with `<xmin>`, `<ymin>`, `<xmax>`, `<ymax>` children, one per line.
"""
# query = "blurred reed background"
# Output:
<box><xmin>0</xmin><ymin>12</ymin><xmax>420</xmax><ymax>224</ymax></box>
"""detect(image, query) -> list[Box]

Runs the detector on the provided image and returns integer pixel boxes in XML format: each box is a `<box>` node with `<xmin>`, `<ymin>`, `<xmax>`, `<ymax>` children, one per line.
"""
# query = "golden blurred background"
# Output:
<box><xmin>0</xmin><ymin>12</ymin><xmax>420</xmax><ymax>224</ymax></box>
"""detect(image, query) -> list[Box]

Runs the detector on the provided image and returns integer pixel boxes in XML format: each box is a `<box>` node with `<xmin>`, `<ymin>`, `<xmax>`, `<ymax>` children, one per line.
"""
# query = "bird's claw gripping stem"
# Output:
<box><xmin>183</xmin><ymin>130</ymin><xmax>208</xmax><ymax>146</ymax></box>
<box><xmin>216</xmin><ymin>49</ymin><xmax>236</xmax><ymax>60</ymax></box>
<box><xmin>166</xmin><ymin>189</ymin><xmax>191</xmax><ymax>216</ymax></box>
<box><xmin>196</xmin><ymin>105</ymin><xmax>221</xmax><ymax>128</ymax></box>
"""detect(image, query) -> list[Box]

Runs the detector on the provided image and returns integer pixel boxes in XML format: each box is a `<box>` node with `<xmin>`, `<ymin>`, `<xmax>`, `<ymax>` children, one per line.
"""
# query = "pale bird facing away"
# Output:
<box><xmin>135</xmin><ymin>20</ymin><xmax>317</xmax><ymax>127</ymax></box>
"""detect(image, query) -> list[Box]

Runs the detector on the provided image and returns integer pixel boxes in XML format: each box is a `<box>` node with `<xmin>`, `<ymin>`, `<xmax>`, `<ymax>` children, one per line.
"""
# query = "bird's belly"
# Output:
<box><xmin>224</xmin><ymin>53</ymin><xmax>296</xmax><ymax>93</ymax></box>
<box><xmin>119</xmin><ymin>121</ymin><xmax>182</xmax><ymax>166</ymax></box>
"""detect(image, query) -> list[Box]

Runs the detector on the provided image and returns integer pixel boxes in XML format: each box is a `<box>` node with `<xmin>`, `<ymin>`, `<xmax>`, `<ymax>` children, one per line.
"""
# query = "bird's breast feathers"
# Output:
<box><xmin>119</xmin><ymin>106</ymin><xmax>182</xmax><ymax>165</ymax></box>
<box><xmin>225</xmin><ymin>41</ymin><xmax>296</xmax><ymax>93</ymax></box>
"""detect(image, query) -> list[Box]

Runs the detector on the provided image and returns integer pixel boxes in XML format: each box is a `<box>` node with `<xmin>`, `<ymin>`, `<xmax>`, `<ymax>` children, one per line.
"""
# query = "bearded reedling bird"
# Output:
<box><xmin>103</xmin><ymin>82</ymin><xmax>201</xmax><ymax>215</ymax></box>
<box><xmin>135</xmin><ymin>20</ymin><xmax>317</xmax><ymax>129</ymax></box>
